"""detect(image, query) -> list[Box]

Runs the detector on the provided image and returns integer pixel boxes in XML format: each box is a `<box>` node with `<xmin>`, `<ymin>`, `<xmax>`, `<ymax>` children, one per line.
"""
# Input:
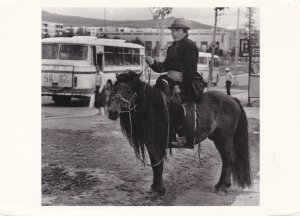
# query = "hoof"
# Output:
<box><xmin>219</xmin><ymin>185</ymin><xmax>229</xmax><ymax>195</ymax></box>
<box><xmin>151</xmin><ymin>184</ymin><xmax>166</xmax><ymax>196</ymax></box>
<box><xmin>213</xmin><ymin>187</ymin><xmax>219</xmax><ymax>193</ymax></box>
<box><xmin>213</xmin><ymin>185</ymin><xmax>229</xmax><ymax>195</ymax></box>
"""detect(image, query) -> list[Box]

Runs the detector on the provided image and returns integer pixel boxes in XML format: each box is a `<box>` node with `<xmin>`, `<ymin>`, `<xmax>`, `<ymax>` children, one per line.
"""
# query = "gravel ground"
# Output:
<box><xmin>42</xmin><ymin>113</ymin><xmax>259</xmax><ymax>206</ymax></box>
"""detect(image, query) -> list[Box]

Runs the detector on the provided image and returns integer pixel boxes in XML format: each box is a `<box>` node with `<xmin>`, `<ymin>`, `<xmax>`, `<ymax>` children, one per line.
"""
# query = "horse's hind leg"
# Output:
<box><xmin>212</xmin><ymin>134</ymin><xmax>236</xmax><ymax>194</ymax></box>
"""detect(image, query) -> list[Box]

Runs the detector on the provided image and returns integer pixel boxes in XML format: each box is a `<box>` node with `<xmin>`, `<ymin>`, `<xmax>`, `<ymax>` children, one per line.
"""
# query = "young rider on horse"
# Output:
<box><xmin>145</xmin><ymin>18</ymin><xmax>204</xmax><ymax>148</ymax></box>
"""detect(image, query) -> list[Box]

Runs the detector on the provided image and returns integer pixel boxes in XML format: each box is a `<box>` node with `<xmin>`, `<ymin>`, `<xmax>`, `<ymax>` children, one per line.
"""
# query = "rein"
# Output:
<box><xmin>111</xmin><ymin>90</ymin><xmax>167</xmax><ymax>167</ymax></box>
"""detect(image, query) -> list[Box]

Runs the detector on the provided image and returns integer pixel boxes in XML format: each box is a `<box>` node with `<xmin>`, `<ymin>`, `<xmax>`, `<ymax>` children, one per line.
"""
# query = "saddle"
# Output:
<box><xmin>160</xmin><ymin>81</ymin><xmax>199</xmax><ymax>149</ymax></box>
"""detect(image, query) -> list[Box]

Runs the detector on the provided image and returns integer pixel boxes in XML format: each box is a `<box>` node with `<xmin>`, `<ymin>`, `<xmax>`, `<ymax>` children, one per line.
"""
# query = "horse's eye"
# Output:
<box><xmin>127</xmin><ymin>89</ymin><xmax>132</xmax><ymax>94</ymax></box>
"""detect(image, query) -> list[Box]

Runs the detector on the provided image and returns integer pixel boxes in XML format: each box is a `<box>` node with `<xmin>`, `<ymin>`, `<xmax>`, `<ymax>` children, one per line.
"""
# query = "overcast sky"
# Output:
<box><xmin>43</xmin><ymin>7</ymin><xmax>260</xmax><ymax>29</ymax></box>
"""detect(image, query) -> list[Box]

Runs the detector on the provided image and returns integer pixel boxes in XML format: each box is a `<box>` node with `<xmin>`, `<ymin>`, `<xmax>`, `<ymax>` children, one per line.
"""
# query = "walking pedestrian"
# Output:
<box><xmin>225</xmin><ymin>67</ymin><xmax>233</xmax><ymax>95</ymax></box>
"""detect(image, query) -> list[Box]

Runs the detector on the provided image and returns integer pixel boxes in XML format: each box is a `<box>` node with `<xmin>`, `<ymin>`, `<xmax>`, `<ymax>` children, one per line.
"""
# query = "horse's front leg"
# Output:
<box><xmin>149</xmin><ymin>153</ymin><xmax>166</xmax><ymax>196</ymax></box>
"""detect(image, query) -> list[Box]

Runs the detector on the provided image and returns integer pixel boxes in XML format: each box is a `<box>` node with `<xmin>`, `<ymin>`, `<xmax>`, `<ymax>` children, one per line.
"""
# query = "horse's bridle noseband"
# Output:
<box><xmin>111</xmin><ymin>92</ymin><xmax>137</xmax><ymax>113</ymax></box>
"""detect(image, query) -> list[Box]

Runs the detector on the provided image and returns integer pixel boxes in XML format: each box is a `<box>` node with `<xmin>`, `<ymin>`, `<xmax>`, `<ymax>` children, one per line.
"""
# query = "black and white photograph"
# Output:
<box><xmin>41</xmin><ymin>7</ymin><xmax>260</xmax><ymax>206</ymax></box>
<box><xmin>2</xmin><ymin>1</ymin><xmax>300</xmax><ymax>215</ymax></box>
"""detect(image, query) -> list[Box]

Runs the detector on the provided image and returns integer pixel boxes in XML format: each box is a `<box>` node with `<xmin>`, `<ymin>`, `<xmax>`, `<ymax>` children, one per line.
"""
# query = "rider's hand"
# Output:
<box><xmin>173</xmin><ymin>85</ymin><xmax>181</xmax><ymax>93</ymax></box>
<box><xmin>145</xmin><ymin>56</ymin><xmax>155</xmax><ymax>65</ymax></box>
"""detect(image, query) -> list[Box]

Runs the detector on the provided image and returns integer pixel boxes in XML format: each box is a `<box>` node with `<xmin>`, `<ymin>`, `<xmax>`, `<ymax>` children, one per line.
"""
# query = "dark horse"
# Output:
<box><xmin>108</xmin><ymin>71</ymin><xmax>252</xmax><ymax>195</ymax></box>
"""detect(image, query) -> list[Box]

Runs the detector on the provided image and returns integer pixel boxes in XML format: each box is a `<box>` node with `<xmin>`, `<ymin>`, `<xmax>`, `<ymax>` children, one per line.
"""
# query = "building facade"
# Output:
<box><xmin>104</xmin><ymin>28</ymin><xmax>229</xmax><ymax>56</ymax></box>
<box><xmin>42</xmin><ymin>21</ymin><xmax>63</xmax><ymax>38</ymax></box>
<box><xmin>42</xmin><ymin>23</ymin><xmax>231</xmax><ymax>55</ymax></box>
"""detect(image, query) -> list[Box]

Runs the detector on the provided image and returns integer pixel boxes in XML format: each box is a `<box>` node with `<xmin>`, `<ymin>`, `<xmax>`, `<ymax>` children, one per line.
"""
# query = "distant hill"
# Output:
<box><xmin>42</xmin><ymin>11</ymin><xmax>214</xmax><ymax>29</ymax></box>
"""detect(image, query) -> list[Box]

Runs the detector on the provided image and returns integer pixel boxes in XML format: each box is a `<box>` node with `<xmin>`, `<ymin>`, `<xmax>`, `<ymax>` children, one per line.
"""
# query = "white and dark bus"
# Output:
<box><xmin>197</xmin><ymin>52</ymin><xmax>220</xmax><ymax>86</ymax></box>
<box><xmin>42</xmin><ymin>36</ymin><xmax>145</xmax><ymax>106</ymax></box>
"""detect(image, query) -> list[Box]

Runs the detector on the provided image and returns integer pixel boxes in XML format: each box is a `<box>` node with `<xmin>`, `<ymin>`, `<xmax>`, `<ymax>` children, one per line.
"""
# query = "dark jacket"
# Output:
<box><xmin>149</xmin><ymin>37</ymin><xmax>199</xmax><ymax>87</ymax></box>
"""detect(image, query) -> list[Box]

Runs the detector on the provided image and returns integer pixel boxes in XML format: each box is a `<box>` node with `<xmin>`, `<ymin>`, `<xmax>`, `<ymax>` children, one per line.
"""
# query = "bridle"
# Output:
<box><xmin>110</xmin><ymin>84</ymin><xmax>166</xmax><ymax>167</ymax></box>
<box><xmin>111</xmin><ymin>92</ymin><xmax>137</xmax><ymax>114</ymax></box>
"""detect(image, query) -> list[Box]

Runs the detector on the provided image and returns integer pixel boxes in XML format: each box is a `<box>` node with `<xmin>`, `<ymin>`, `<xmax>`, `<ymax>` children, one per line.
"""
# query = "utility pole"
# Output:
<box><xmin>159</xmin><ymin>16</ymin><xmax>164</xmax><ymax>61</ymax></box>
<box><xmin>247</xmin><ymin>7</ymin><xmax>253</xmax><ymax>107</ymax></box>
<box><xmin>234</xmin><ymin>8</ymin><xmax>240</xmax><ymax>86</ymax></box>
<box><xmin>208</xmin><ymin>7</ymin><xmax>226</xmax><ymax>91</ymax></box>
<box><xmin>104</xmin><ymin>8</ymin><xmax>107</xmax><ymax>35</ymax></box>
<box><xmin>208</xmin><ymin>8</ymin><xmax>218</xmax><ymax>91</ymax></box>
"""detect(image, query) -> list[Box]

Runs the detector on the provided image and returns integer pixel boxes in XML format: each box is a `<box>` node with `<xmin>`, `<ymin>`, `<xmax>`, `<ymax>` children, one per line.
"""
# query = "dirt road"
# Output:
<box><xmin>42</xmin><ymin>112</ymin><xmax>259</xmax><ymax>206</ymax></box>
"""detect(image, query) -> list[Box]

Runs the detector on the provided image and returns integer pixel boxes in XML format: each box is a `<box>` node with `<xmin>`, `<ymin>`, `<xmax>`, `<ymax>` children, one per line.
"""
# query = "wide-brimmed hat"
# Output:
<box><xmin>225</xmin><ymin>67</ymin><xmax>230</xmax><ymax>71</ymax></box>
<box><xmin>168</xmin><ymin>18</ymin><xmax>190</xmax><ymax>30</ymax></box>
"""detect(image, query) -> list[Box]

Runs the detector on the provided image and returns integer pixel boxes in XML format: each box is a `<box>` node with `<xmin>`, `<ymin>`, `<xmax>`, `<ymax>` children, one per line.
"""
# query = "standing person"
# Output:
<box><xmin>225</xmin><ymin>67</ymin><xmax>233</xmax><ymax>95</ymax></box>
<box><xmin>95</xmin><ymin>65</ymin><xmax>107</xmax><ymax>115</ymax></box>
<box><xmin>145</xmin><ymin>18</ymin><xmax>204</xmax><ymax>148</ymax></box>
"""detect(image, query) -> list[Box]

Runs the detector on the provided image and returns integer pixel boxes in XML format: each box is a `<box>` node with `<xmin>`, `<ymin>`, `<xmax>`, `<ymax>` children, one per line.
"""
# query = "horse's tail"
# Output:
<box><xmin>232</xmin><ymin>98</ymin><xmax>252</xmax><ymax>188</ymax></box>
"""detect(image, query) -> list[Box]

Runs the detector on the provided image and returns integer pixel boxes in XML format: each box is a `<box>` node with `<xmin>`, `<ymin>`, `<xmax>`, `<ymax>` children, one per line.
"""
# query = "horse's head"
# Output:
<box><xmin>108</xmin><ymin>70</ymin><xmax>142</xmax><ymax>120</ymax></box>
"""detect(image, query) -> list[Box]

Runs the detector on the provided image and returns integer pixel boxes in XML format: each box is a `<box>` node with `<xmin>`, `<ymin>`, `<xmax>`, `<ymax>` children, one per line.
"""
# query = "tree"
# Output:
<box><xmin>245</xmin><ymin>8</ymin><xmax>258</xmax><ymax>46</ymax></box>
<box><xmin>207</xmin><ymin>7</ymin><xmax>227</xmax><ymax>91</ymax></box>
<box><xmin>148</xmin><ymin>7</ymin><xmax>173</xmax><ymax>60</ymax></box>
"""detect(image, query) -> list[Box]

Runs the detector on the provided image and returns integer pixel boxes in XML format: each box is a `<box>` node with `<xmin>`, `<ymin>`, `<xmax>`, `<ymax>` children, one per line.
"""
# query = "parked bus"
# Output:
<box><xmin>197</xmin><ymin>52</ymin><xmax>220</xmax><ymax>86</ymax></box>
<box><xmin>42</xmin><ymin>36</ymin><xmax>145</xmax><ymax>106</ymax></box>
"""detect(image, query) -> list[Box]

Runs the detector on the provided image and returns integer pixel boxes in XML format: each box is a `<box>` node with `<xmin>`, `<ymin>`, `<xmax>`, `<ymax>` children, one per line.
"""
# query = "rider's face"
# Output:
<box><xmin>171</xmin><ymin>29</ymin><xmax>186</xmax><ymax>42</ymax></box>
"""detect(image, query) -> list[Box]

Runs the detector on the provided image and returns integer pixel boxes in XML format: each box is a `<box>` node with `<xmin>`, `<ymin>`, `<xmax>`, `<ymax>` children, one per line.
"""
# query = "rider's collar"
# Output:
<box><xmin>173</xmin><ymin>37</ymin><xmax>186</xmax><ymax>46</ymax></box>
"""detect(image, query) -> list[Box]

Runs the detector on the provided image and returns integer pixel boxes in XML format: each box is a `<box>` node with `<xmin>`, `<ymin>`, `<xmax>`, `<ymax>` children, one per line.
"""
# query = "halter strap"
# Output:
<box><xmin>111</xmin><ymin>92</ymin><xmax>137</xmax><ymax>113</ymax></box>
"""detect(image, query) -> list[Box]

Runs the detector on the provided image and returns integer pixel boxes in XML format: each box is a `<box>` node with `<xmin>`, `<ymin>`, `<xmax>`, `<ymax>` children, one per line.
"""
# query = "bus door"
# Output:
<box><xmin>97</xmin><ymin>53</ymin><xmax>103</xmax><ymax>70</ymax></box>
<box><xmin>93</xmin><ymin>45</ymin><xmax>104</xmax><ymax>70</ymax></box>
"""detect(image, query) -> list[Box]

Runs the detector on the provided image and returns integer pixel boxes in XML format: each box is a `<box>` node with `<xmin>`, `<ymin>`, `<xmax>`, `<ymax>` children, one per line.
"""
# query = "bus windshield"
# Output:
<box><xmin>59</xmin><ymin>45</ymin><xmax>88</xmax><ymax>60</ymax></box>
<box><xmin>42</xmin><ymin>44</ymin><xmax>59</xmax><ymax>59</ymax></box>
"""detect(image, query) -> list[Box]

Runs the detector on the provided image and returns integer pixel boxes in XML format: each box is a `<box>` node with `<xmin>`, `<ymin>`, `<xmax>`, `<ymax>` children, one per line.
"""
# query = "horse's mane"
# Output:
<box><xmin>116</xmin><ymin>72</ymin><xmax>168</xmax><ymax>162</ymax></box>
